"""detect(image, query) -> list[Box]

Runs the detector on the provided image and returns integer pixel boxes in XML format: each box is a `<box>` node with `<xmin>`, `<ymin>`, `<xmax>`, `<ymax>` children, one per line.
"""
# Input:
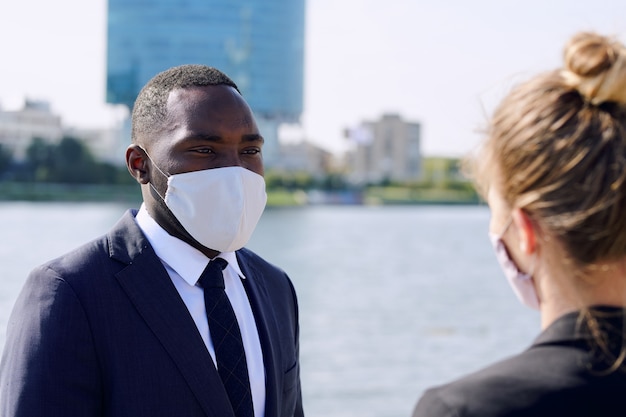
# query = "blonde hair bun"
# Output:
<box><xmin>561</xmin><ymin>32</ymin><xmax>626</xmax><ymax>105</ymax></box>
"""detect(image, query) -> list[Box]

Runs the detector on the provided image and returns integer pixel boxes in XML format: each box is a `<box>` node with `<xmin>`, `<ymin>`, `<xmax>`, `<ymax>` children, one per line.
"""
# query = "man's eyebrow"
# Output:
<box><xmin>191</xmin><ymin>134</ymin><xmax>218</xmax><ymax>142</ymax></box>
<box><xmin>242</xmin><ymin>134</ymin><xmax>264</xmax><ymax>143</ymax></box>
<box><xmin>187</xmin><ymin>133</ymin><xmax>264</xmax><ymax>143</ymax></box>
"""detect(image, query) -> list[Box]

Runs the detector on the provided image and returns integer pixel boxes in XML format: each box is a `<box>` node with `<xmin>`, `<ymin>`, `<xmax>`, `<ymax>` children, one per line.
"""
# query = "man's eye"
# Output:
<box><xmin>194</xmin><ymin>148</ymin><xmax>213</xmax><ymax>154</ymax></box>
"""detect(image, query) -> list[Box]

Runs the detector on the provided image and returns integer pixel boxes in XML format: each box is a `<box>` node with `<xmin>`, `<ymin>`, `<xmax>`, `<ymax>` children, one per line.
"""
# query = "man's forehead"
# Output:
<box><xmin>167</xmin><ymin>84</ymin><xmax>239</xmax><ymax>102</ymax></box>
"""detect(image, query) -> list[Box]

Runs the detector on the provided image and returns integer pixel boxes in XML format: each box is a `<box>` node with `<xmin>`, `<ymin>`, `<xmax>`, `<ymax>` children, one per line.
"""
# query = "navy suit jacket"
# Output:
<box><xmin>0</xmin><ymin>210</ymin><xmax>304</xmax><ymax>417</ymax></box>
<box><xmin>412</xmin><ymin>307</ymin><xmax>626</xmax><ymax>417</ymax></box>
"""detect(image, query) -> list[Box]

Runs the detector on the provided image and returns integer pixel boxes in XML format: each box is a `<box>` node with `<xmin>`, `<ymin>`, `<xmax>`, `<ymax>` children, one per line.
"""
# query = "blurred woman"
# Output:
<box><xmin>413</xmin><ymin>31</ymin><xmax>626</xmax><ymax>417</ymax></box>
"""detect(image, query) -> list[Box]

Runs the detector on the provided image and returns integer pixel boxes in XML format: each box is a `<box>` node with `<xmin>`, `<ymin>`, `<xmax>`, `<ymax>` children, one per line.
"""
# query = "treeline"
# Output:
<box><xmin>264</xmin><ymin>171</ymin><xmax>350</xmax><ymax>191</ymax></box>
<box><xmin>0</xmin><ymin>137</ymin><xmax>134</xmax><ymax>185</ymax></box>
<box><xmin>0</xmin><ymin>137</ymin><xmax>349</xmax><ymax>190</ymax></box>
<box><xmin>0</xmin><ymin>137</ymin><xmax>478</xmax><ymax>203</ymax></box>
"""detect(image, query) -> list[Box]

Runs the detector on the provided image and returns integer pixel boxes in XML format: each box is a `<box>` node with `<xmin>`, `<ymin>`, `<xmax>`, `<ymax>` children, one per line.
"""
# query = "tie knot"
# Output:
<box><xmin>198</xmin><ymin>258</ymin><xmax>229</xmax><ymax>289</ymax></box>
<box><xmin>212</xmin><ymin>257</ymin><xmax>228</xmax><ymax>271</ymax></box>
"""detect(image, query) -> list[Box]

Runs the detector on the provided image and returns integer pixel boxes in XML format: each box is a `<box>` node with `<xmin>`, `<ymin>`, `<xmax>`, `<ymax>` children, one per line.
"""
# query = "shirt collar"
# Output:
<box><xmin>135</xmin><ymin>204</ymin><xmax>246</xmax><ymax>286</ymax></box>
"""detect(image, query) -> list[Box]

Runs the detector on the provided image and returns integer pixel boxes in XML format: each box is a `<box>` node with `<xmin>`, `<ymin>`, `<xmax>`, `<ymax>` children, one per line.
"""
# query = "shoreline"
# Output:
<box><xmin>0</xmin><ymin>182</ymin><xmax>481</xmax><ymax>206</ymax></box>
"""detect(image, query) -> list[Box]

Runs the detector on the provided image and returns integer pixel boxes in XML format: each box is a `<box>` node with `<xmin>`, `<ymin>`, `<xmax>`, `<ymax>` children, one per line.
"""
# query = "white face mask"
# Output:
<box><xmin>150</xmin><ymin>161</ymin><xmax>267</xmax><ymax>253</ymax></box>
<box><xmin>489</xmin><ymin>219</ymin><xmax>540</xmax><ymax>310</ymax></box>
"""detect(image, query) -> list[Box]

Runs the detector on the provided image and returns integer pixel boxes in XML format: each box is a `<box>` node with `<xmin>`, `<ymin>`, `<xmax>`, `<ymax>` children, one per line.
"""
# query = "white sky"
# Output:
<box><xmin>0</xmin><ymin>0</ymin><xmax>625</xmax><ymax>156</ymax></box>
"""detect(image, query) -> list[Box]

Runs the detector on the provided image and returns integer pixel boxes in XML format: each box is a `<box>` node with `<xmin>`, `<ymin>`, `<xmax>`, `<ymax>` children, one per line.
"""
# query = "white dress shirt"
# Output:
<box><xmin>135</xmin><ymin>205</ymin><xmax>265</xmax><ymax>417</ymax></box>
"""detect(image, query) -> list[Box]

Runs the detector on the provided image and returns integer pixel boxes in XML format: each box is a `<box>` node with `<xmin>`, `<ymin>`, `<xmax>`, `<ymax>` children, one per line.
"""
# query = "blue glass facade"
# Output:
<box><xmin>106</xmin><ymin>0</ymin><xmax>305</xmax><ymax>123</ymax></box>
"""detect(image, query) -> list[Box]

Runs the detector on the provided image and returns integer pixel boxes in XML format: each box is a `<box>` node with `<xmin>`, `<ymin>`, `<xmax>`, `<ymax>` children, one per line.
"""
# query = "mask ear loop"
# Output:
<box><xmin>149</xmin><ymin>180</ymin><xmax>167</xmax><ymax>202</ymax></box>
<box><xmin>496</xmin><ymin>217</ymin><xmax>514</xmax><ymax>239</ymax></box>
<box><xmin>496</xmin><ymin>216</ymin><xmax>537</xmax><ymax>278</ymax></box>
<box><xmin>514</xmin><ymin>213</ymin><xmax>538</xmax><ymax>279</ymax></box>
<box><xmin>139</xmin><ymin>147</ymin><xmax>170</xmax><ymax>202</ymax></box>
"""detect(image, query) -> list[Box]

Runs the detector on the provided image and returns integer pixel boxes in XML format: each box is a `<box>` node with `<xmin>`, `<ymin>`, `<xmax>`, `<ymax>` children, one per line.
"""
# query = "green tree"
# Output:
<box><xmin>25</xmin><ymin>137</ymin><xmax>55</xmax><ymax>181</ymax></box>
<box><xmin>0</xmin><ymin>144</ymin><xmax>12</xmax><ymax>176</ymax></box>
<box><xmin>49</xmin><ymin>137</ymin><xmax>97</xmax><ymax>183</ymax></box>
<box><xmin>24</xmin><ymin>136</ymin><xmax>109</xmax><ymax>183</ymax></box>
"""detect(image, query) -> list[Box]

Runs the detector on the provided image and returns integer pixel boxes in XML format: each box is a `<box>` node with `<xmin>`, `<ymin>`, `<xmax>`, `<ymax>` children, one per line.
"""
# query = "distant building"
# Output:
<box><xmin>63</xmin><ymin>126</ymin><xmax>125</xmax><ymax>165</ymax></box>
<box><xmin>0</xmin><ymin>100</ymin><xmax>125</xmax><ymax>165</ymax></box>
<box><xmin>347</xmin><ymin>113</ymin><xmax>422</xmax><ymax>184</ymax></box>
<box><xmin>106</xmin><ymin>0</ymin><xmax>306</xmax><ymax>167</ymax></box>
<box><xmin>272</xmin><ymin>141</ymin><xmax>333</xmax><ymax>178</ymax></box>
<box><xmin>0</xmin><ymin>100</ymin><xmax>63</xmax><ymax>161</ymax></box>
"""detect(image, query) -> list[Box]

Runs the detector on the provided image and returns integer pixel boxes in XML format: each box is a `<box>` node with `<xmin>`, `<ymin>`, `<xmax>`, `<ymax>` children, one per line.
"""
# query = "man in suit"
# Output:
<box><xmin>0</xmin><ymin>64</ymin><xmax>304</xmax><ymax>417</ymax></box>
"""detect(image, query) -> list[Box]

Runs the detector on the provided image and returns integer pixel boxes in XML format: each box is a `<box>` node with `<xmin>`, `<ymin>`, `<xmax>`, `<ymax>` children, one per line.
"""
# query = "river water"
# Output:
<box><xmin>0</xmin><ymin>202</ymin><xmax>539</xmax><ymax>416</ymax></box>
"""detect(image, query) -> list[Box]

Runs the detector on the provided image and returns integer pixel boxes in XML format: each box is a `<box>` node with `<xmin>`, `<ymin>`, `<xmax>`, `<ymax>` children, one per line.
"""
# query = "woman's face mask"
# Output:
<box><xmin>489</xmin><ymin>219</ymin><xmax>540</xmax><ymax>310</ymax></box>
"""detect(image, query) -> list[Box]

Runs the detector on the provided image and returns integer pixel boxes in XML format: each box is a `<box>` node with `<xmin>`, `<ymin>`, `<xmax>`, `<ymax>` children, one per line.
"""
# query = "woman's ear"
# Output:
<box><xmin>126</xmin><ymin>145</ymin><xmax>150</xmax><ymax>184</ymax></box>
<box><xmin>511</xmin><ymin>208</ymin><xmax>536</xmax><ymax>254</ymax></box>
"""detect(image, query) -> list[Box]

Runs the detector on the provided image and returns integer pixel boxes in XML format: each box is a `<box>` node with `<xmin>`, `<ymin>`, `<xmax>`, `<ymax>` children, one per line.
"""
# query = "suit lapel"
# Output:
<box><xmin>109</xmin><ymin>211</ymin><xmax>234</xmax><ymax>417</ymax></box>
<box><xmin>237</xmin><ymin>251</ymin><xmax>282</xmax><ymax>417</ymax></box>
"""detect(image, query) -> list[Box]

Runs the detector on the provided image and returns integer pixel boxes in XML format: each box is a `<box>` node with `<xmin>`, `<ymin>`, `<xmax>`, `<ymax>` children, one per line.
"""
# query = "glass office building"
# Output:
<box><xmin>107</xmin><ymin>0</ymin><xmax>305</xmax><ymax>165</ymax></box>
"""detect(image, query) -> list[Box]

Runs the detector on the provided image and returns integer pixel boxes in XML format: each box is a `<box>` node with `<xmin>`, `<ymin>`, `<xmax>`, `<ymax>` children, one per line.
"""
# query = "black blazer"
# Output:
<box><xmin>0</xmin><ymin>210</ymin><xmax>304</xmax><ymax>417</ymax></box>
<box><xmin>412</xmin><ymin>308</ymin><xmax>626</xmax><ymax>417</ymax></box>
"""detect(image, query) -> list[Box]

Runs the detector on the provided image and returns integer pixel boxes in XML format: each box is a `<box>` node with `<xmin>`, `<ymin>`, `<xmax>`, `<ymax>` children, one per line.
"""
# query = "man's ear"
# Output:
<box><xmin>511</xmin><ymin>208</ymin><xmax>536</xmax><ymax>254</ymax></box>
<box><xmin>126</xmin><ymin>145</ymin><xmax>150</xmax><ymax>185</ymax></box>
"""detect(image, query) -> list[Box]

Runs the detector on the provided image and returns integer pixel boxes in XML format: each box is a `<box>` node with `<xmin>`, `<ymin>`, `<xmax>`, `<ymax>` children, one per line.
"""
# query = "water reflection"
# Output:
<box><xmin>0</xmin><ymin>203</ymin><xmax>539</xmax><ymax>417</ymax></box>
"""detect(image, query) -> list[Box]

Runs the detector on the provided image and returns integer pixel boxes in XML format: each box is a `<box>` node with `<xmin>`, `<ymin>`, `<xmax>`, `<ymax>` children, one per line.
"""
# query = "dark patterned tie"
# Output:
<box><xmin>198</xmin><ymin>258</ymin><xmax>254</xmax><ymax>417</ymax></box>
